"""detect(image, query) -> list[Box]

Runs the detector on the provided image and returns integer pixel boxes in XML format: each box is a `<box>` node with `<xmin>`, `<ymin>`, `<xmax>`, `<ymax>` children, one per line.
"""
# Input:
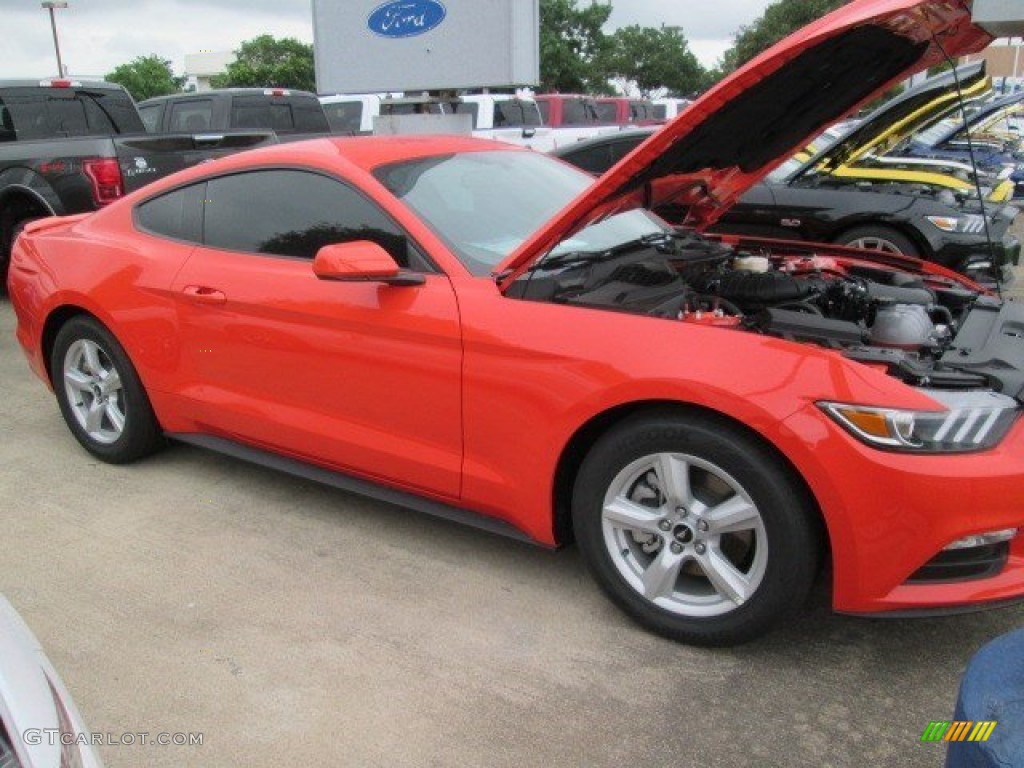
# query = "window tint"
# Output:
<box><xmin>651</xmin><ymin>104</ymin><xmax>667</xmax><ymax>120</ymax></box>
<box><xmin>559</xmin><ymin>144</ymin><xmax>613</xmax><ymax>175</ymax></box>
<box><xmin>0</xmin><ymin>88</ymin><xmax>143</xmax><ymax>139</ymax></box>
<box><xmin>231</xmin><ymin>96</ymin><xmax>329</xmax><ymax>133</ymax></box>
<box><xmin>323</xmin><ymin>101</ymin><xmax>364</xmax><ymax>134</ymax></box>
<box><xmin>537</xmin><ymin>100</ymin><xmax>550</xmax><ymax>124</ymax></box>
<box><xmin>595</xmin><ymin>102</ymin><xmax>618</xmax><ymax>123</ymax></box>
<box><xmin>493</xmin><ymin>100</ymin><xmax>541</xmax><ymax>128</ymax></box>
<box><xmin>168</xmin><ymin>100</ymin><xmax>213</xmax><ymax>132</ymax></box>
<box><xmin>138</xmin><ymin>103</ymin><xmax>163</xmax><ymax>132</ymax></box>
<box><xmin>203</xmin><ymin>170</ymin><xmax>419</xmax><ymax>268</ymax></box>
<box><xmin>563</xmin><ymin>99</ymin><xmax>592</xmax><ymax>126</ymax></box>
<box><xmin>0</xmin><ymin>103</ymin><xmax>13</xmax><ymax>142</ymax></box>
<box><xmin>135</xmin><ymin>183</ymin><xmax>204</xmax><ymax>242</ymax></box>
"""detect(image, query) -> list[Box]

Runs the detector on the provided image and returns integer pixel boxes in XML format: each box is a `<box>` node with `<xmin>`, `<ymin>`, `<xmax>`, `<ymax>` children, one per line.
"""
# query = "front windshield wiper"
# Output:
<box><xmin>528</xmin><ymin>232</ymin><xmax>679</xmax><ymax>273</ymax></box>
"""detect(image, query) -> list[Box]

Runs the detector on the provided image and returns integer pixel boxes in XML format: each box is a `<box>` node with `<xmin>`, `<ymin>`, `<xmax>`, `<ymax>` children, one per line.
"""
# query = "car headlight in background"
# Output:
<box><xmin>925</xmin><ymin>213</ymin><xmax>987</xmax><ymax>234</ymax></box>
<box><xmin>820</xmin><ymin>390</ymin><xmax>1019</xmax><ymax>453</ymax></box>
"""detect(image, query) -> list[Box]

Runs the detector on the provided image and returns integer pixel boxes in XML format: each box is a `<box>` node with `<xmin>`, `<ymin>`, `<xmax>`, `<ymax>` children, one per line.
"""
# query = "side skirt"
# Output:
<box><xmin>167</xmin><ymin>432</ymin><xmax>541</xmax><ymax>546</ymax></box>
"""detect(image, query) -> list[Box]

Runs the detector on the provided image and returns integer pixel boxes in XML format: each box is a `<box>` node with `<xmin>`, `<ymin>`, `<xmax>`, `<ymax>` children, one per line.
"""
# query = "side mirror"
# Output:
<box><xmin>521</xmin><ymin>127</ymin><xmax>536</xmax><ymax>139</ymax></box>
<box><xmin>312</xmin><ymin>241</ymin><xmax>424</xmax><ymax>286</ymax></box>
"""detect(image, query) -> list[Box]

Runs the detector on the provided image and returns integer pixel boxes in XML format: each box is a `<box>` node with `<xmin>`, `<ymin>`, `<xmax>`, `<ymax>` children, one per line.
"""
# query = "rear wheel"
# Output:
<box><xmin>572</xmin><ymin>412</ymin><xmax>819</xmax><ymax>646</ymax></box>
<box><xmin>837</xmin><ymin>225</ymin><xmax>918</xmax><ymax>257</ymax></box>
<box><xmin>51</xmin><ymin>316</ymin><xmax>164</xmax><ymax>464</ymax></box>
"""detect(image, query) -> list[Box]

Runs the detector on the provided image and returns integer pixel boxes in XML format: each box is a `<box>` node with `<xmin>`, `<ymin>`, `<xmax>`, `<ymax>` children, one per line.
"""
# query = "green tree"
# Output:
<box><xmin>717</xmin><ymin>0</ymin><xmax>853</xmax><ymax>76</ymax></box>
<box><xmin>605</xmin><ymin>25</ymin><xmax>707</xmax><ymax>98</ymax></box>
<box><xmin>211</xmin><ymin>35</ymin><xmax>316</xmax><ymax>92</ymax></box>
<box><xmin>540</xmin><ymin>0</ymin><xmax>613</xmax><ymax>93</ymax></box>
<box><xmin>105</xmin><ymin>55</ymin><xmax>185</xmax><ymax>101</ymax></box>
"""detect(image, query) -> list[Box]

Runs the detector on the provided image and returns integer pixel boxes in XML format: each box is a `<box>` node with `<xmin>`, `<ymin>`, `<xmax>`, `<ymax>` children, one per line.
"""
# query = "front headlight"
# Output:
<box><xmin>820</xmin><ymin>390</ymin><xmax>1019</xmax><ymax>453</ymax></box>
<box><xmin>925</xmin><ymin>214</ymin><xmax>987</xmax><ymax>234</ymax></box>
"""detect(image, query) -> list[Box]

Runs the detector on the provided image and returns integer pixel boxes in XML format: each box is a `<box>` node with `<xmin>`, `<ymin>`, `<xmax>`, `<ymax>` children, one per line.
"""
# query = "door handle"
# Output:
<box><xmin>182</xmin><ymin>285</ymin><xmax>226</xmax><ymax>305</ymax></box>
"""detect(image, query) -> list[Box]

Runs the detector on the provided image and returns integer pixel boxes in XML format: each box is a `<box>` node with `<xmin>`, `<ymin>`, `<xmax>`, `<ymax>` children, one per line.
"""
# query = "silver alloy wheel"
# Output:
<box><xmin>62</xmin><ymin>339</ymin><xmax>126</xmax><ymax>445</ymax></box>
<box><xmin>601</xmin><ymin>452</ymin><xmax>768</xmax><ymax>618</ymax></box>
<box><xmin>846</xmin><ymin>235</ymin><xmax>905</xmax><ymax>254</ymax></box>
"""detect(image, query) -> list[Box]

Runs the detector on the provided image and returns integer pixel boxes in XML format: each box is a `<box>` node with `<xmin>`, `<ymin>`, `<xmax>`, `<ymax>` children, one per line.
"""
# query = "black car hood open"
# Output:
<box><xmin>792</xmin><ymin>61</ymin><xmax>989</xmax><ymax>178</ymax></box>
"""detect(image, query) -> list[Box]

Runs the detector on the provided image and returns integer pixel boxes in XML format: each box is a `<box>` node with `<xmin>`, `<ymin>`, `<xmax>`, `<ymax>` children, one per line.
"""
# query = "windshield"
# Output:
<box><xmin>767</xmin><ymin>122</ymin><xmax>857</xmax><ymax>182</ymax></box>
<box><xmin>375</xmin><ymin>150</ymin><xmax>665</xmax><ymax>275</ymax></box>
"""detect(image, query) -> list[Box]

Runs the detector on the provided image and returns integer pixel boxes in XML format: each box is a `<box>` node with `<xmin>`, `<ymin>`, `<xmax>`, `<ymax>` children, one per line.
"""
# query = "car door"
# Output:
<box><xmin>709</xmin><ymin>182</ymin><xmax>791</xmax><ymax>239</ymax></box>
<box><xmin>170</xmin><ymin>168</ymin><xmax>463</xmax><ymax>498</ymax></box>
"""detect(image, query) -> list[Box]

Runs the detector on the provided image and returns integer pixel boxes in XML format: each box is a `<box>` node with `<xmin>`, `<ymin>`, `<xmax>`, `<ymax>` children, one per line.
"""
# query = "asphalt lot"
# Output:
<box><xmin>1</xmin><ymin>262</ymin><xmax>1023</xmax><ymax>767</ymax></box>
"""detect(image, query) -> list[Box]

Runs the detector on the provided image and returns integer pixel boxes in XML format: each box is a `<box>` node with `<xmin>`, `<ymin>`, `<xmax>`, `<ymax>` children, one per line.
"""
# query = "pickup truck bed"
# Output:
<box><xmin>1</xmin><ymin>79</ymin><xmax>275</xmax><ymax>284</ymax></box>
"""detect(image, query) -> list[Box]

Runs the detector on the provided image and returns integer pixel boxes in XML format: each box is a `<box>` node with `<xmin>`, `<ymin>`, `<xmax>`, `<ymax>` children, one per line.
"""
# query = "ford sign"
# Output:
<box><xmin>367</xmin><ymin>0</ymin><xmax>446</xmax><ymax>38</ymax></box>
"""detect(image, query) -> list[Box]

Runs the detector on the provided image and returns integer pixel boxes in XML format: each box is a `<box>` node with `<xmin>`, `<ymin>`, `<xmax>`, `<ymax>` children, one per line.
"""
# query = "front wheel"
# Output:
<box><xmin>51</xmin><ymin>316</ymin><xmax>164</xmax><ymax>464</ymax></box>
<box><xmin>836</xmin><ymin>225</ymin><xmax>918</xmax><ymax>257</ymax></box>
<box><xmin>572</xmin><ymin>412</ymin><xmax>819</xmax><ymax>646</ymax></box>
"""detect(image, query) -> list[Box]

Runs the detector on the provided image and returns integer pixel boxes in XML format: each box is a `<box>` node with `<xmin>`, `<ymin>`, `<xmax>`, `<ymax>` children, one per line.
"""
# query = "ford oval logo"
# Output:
<box><xmin>367</xmin><ymin>0</ymin><xmax>446</xmax><ymax>38</ymax></box>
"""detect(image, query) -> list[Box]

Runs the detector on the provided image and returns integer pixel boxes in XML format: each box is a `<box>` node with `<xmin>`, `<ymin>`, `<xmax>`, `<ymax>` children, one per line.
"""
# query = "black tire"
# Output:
<box><xmin>50</xmin><ymin>316</ymin><xmax>164</xmax><ymax>464</ymax></box>
<box><xmin>836</xmin><ymin>225</ymin><xmax>919</xmax><ymax>257</ymax></box>
<box><xmin>572</xmin><ymin>411</ymin><xmax>819</xmax><ymax>646</ymax></box>
<box><xmin>1</xmin><ymin>207</ymin><xmax>45</xmax><ymax>292</ymax></box>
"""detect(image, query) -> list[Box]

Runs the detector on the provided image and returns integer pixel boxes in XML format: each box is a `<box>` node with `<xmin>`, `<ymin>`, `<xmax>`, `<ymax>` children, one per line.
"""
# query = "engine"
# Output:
<box><xmin>511</xmin><ymin>230</ymin><xmax>1016</xmax><ymax>393</ymax></box>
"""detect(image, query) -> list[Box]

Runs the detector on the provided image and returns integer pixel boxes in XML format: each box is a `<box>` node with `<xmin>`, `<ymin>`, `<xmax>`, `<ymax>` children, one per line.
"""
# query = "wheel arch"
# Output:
<box><xmin>552</xmin><ymin>400</ymin><xmax>828</xmax><ymax>555</ymax></box>
<box><xmin>41</xmin><ymin>305</ymin><xmax>97</xmax><ymax>385</ymax></box>
<box><xmin>1</xmin><ymin>186</ymin><xmax>56</xmax><ymax>259</ymax></box>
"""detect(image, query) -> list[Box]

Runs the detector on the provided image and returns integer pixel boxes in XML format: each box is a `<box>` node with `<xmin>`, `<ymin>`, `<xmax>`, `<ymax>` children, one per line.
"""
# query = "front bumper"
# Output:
<box><xmin>781</xmin><ymin>405</ymin><xmax>1024</xmax><ymax>615</ymax></box>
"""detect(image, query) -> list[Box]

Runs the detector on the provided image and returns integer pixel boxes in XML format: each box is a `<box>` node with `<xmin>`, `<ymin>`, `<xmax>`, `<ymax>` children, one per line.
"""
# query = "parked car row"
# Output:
<box><xmin>552</xmin><ymin>62</ymin><xmax>1022</xmax><ymax>286</ymax></box>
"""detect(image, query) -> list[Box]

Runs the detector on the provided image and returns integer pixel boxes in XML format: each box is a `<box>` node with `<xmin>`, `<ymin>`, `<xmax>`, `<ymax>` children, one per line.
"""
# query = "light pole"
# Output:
<box><xmin>41</xmin><ymin>2</ymin><xmax>68</xmax><ymax>77</ymax></box>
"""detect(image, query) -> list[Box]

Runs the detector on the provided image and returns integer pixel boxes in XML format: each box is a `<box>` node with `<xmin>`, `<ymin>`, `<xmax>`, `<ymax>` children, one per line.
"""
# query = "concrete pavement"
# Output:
<box><xmin>0</xmin><ymin>298</ymin><xmax>1021</xmax><ymax>768</ymax></box>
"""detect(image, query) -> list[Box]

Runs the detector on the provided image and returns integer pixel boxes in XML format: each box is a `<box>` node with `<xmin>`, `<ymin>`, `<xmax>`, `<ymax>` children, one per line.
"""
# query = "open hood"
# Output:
<box><xmin>496</xmin><ymin>0</ymin><xmax>992</xmax><ymax>286</ymax></box>
<box><xmin>794</xmin><ymin>61</ymin><xmax>989</xmax><ymax>178</ymax></box>
<box><xmin>923</xmin><ymin>88</ymin><xmax>1024</xmax><ymax>148</ymax></box>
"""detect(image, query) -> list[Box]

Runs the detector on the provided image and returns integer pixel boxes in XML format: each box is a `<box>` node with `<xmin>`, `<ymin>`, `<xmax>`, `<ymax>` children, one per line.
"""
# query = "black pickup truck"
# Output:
<box><xmin>137</xmin><ymin>88</ymin><xmax>330</xmax><ymax>138</ymax></box>
<box><xmin>1</xmin><ymin>79</ymin><xmax>275</xmax><ymax>283</ymax></box>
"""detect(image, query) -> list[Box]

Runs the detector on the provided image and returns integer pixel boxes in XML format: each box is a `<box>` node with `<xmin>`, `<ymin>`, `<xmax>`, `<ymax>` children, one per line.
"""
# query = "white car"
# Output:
<box><xmin>0</xmin><ymin>596</ymin><xmax>102</xmax><ymax>768</ymax></box>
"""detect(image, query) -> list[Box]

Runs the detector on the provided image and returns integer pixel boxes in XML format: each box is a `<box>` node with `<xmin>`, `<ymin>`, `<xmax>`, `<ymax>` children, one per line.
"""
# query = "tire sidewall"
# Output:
<box><xmin>572</xmin><ymin>412</ymin><xmax>818</xmax><ymax>646</ymax></box>
<box><xmin>50</xmin><ymin>316</ymin><xmax>162</xmax><ymax>464</ymax></box>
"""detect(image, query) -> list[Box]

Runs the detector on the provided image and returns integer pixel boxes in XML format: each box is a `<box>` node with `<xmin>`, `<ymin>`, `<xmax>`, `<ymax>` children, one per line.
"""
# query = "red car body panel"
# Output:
<box><xmin>7</xmin><ymin>0</ymin><xmax>1023</xmax><ymax>617</ymax></box>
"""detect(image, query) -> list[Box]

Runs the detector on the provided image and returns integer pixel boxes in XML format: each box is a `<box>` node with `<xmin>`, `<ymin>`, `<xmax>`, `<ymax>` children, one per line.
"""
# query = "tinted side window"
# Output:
<box><xmin>168</xmin><ymin>100</ymin><xmax>213</xmax><ymax>132</ymax></box>
<box><xmin>135</xmin><ymin>182</ymin><xmax>205</xmax><ymax>242</ymax></box>
<box><xmin>536</xmin><ymin>100</ymin><xmax>550</xmax><ymax>124</ymax></box>
<box><xmin>559</xmin><ymin>144</ymin><xmax>613</xmax><ymax>175</ymax></box>
<box><xmin>323</xmin><ymin>101</ymin><xmax>364</xmax><ymax>134</ymax></box>
<box><xmin>138</xmin><ymin>103</ymin><xmax>164</xmax><ymax>132</ymax></box>
<box><xmin>203</xmin><ymin>170</ymin><xmax>420</xmax><ymax>268</ymax></box>
<box><xmin>563</xmin><ymin>99</ymin><xmax>591</xmax><ymax>126</ymax></box>
<box><xmin>292</xmin><ymin>100</ymin><xmax>330</xmax><ymax>132</ymax></box>
<box><xmin>595</xmin><ymin>102</ymin><xmax>617</xmax><ymax>123</ymax></box>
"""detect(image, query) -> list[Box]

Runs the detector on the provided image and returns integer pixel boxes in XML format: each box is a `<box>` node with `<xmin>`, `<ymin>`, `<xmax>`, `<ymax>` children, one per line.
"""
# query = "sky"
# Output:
<box><xmin>0</xmin><ymin>0</ymin><xmax>777</xmax><ymax>82</ymax></box>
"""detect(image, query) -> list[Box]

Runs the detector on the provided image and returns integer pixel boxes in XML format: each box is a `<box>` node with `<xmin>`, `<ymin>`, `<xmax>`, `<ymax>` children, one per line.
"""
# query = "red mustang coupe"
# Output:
<box><xmin>8</xmin><ymin>0</ymin><xmax>1023</xmax><ymax>645</ymax></box>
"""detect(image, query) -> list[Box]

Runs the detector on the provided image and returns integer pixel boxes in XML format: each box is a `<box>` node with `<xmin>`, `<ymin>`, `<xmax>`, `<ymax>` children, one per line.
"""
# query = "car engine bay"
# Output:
<box><xmin>512</xmin><ymin>231</ymin><xmax>1024</xmax><ymax>399</ymax></box>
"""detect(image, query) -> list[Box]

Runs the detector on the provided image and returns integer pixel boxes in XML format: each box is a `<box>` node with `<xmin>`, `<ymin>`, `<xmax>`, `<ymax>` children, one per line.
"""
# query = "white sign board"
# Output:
<box><xmin>313</xmin><ymin>0</ymin><xmax>540</xmax><ymax>94</ymax></box>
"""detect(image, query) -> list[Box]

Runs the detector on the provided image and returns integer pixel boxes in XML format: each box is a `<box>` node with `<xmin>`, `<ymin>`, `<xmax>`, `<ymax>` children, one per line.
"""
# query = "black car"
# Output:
<box><xmin>551</xmin><ymin>128</ymin><xmax>1020</xmax><ymax>286</ymax></box>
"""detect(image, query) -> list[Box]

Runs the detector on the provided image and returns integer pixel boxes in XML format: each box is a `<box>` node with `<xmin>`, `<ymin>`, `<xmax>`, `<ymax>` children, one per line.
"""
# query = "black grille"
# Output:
<box><xmin>907</xmin><ymin>542</ymin><xmax>1010</xmax><ymax>584</ymax></box>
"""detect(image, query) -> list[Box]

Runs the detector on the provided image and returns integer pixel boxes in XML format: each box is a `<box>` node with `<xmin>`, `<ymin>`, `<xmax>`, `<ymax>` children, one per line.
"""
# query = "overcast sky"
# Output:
<box><xmin>0</xmin><ymin>0</ymin><xmax>776</xmax><ymax>83</ymax></box>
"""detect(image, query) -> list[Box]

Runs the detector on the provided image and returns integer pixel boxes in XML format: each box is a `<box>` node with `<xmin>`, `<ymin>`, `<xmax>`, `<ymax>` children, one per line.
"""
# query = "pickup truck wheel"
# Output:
<box><xmin>837</xmin><ymin>225</ymin><xmax>918</xmax><ymax>257</ymax></box>
<box><xmin>51</xmin><ymin>316</ymin><xmax>164</xmax><ymax>464</ymax></box>
<box><xmin>572</xmin><ymin>412</ymin><xmax>819</xmax><ymax>646</ymax></box>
